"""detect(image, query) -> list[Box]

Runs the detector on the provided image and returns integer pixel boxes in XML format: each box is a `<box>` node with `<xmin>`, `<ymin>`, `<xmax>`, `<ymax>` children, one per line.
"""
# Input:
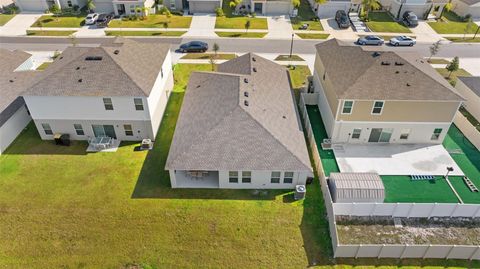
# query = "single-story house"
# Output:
<box><xmin>241</xmin><ymin>0</ymin><xmax>293</xmax><ymax>15</ymax></box>
<box><xmin>309</xmin><ymin>0</ymin><xmax>361</xmax><ymax>18</ymax></box>
<box><xmin>163</xmin><ymin>0</ymin><xmax>222</xmax><ymax>14</ymax></box>
<box><xmin>22</xmin><ymin>38</ymin><xmax>173</xmax><ymax>142</ymax></box>
<box><xmin>166</xmin><ymin>54</ymin><xmax>313</xmax><ymax>189</ymax></box>
<box><xmin>452</xmin><ymin>0</ymin><xmax>480</xmax><ymax>18</ymax></box>
<box><xmin>456</xmin><ymin>76</ymin><xmax>480</xmax><ymax>120</ymax></box>
<box><xmin>15</xmin><ymin>0</ymin><xmax>86</xmax><ymax>12</ymax></box>
<box><xmin>94</xmin><ymin>0</ymin><xmax>155</xmax><ymax>16</ymax></box>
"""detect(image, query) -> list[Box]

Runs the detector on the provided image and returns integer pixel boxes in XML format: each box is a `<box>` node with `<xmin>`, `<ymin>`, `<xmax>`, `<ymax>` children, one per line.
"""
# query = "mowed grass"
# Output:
<box><xmin>215</xmin><ymin>0</ymin><xmax>267</xmax><ymax>30</ymax></box>
<box><xmin>447</xmin><ymin>37</ymin><xmax>480</xmax><ymax>43</ymax></box>
<box><xmin>436</xmin><ymin>68</ymin><xmax>471</xmax><ymax>86</ymax></box>
<box><xmin>32</xmin><ymin>14</ymin><xmax>85</xmax><ymax>27</ymax></box>
<box><xmin>181</xmin><ymin>53</ymin><xmax>237</xmax><ymax>60</ymax></box>
<box><xmin>366</xmin><ymin>12</ymin><xmax>411</xmax><ymax>33</ymax></box>
<box><xmin>26</xmin><ymin>30</ymin><xmax>77</xmax><ymax>36</ymax></box>
<box><xmin>108</xmin><ymin>15</ymin><xmax>192</xmax><ymax>28</ymax></box>
<box><xmin>296</xmin><ymin>33</ymin><xmax>330</xmax><ymax>39</ymax></box>
<box><xmin>291</xmin><ymin>0</ymin><xmax>323</xmax><ymax>31</ymax></box>
<box><xmin>0</xmin><ymin>14</ymin><xmax>15</xmax><ymax>26</ymax></box>
<box><xmin>428</xmin><ymin>10</ymin><xmax>478</xmax><ymax>34</ymax></box>
<box><xmin>215</xmin><ymin>31</ymin><xmax>266</xmax><ymax>38</ymax></box>
<box><xmin>105</xmin><ymin>30</ymin><xmax>186</xmax><ymax>36</ymax></box>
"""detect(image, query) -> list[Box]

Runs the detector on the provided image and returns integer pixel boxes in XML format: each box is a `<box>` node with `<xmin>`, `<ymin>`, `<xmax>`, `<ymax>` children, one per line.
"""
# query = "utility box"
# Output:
<box><xmin>294</xmin><ymin>185</ymin><xmax>306</xmax><ymax>200</ymax></box>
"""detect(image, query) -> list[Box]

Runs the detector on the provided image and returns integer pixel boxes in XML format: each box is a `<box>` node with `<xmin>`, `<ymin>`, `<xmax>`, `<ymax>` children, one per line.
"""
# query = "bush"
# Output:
<box><xmin>215</xmin><ymin>7</ymin><xmax>224</xmax><ymax>17</ymax></box>
<box><xmin>251</xmin><ymin>12</ymin><xmax>256</xmax><ymax>18</ymax></box>
<box><xmin>463</xmin><ymin>14</ymin><xmax>472</xmax><ymax>22</ymax></box>
<box><xmin>73</xmin><ymin>5</ymin><xmax>79</xmax><ymax>11</ymax></box>
<box><xmin>171</xmin><ymin>10</ymin><xmax>183</xmax><ymax>15</ymax></box>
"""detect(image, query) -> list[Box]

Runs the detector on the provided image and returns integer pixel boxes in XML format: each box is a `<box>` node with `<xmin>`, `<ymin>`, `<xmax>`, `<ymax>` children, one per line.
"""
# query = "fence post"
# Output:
<box><xmin>469</xmin><ymin>246</ymin><xmax>480</xmax><ymax>260</ymax></box>
<box><xmin>422</xmin><ymin>244</ymin><xmax>431</xmax><ymax>259</ymax></box>
<box><xmin>400</xmin><ymin>244</ymin><xmax>408</xmax><ymax>259</ymax></box>
<box><xmin>446</xmin><ymin>245</ymin><xmax>456</xmax><ymax>259</ymax></box>
<box><xmin>428</xmin><ymin>203</ymin><xmax>437</xmax><ymax>219</ymax></box>
<box><xmin>407</xmin><ymin>203</ymin><xmax>415</xmax><ymax>218</ymax></box>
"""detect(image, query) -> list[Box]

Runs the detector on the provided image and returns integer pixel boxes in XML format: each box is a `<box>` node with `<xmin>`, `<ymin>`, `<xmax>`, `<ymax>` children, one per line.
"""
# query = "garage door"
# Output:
<box><xmin>264</xmin><ymin>1</ymin><xmax>291</xmax><ymax>15</ymax></box>
<box><xmin>189</xmin><ymin>1</ymin><xmax>220</xmax><ymax>13</ymax></box>
<box><xmin>17</xmin><ymin>0</ymin><xmax>47</xmax><ymax>12</ymax></box>
<box><xmin>94</xmin><ymin>2</ymin><xmax>114</xmax><ymax>14</ymax></box>
<box><xmin>316</xmin><ymin>2</ymin><xmax>349</xmax><ymax>18</ymax></box>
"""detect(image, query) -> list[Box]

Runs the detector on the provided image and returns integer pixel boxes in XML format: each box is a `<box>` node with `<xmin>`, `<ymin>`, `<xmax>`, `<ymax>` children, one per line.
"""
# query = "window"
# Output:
<box><xmin>342</xmin><ymin>100</ymin><xmax>354</xmax><ymax>114</ymax></box>
<box><xmin>229</xmin><ymin>171</ymin><xmax>238</xmax><ymax>183</ymax></box>
<box><xmin>271</xmin><ymin>171</ymin><xmax>280</xmax><ymax>183</ymax></box>
<box><xmin>284</xmin><ymin>172</ymin><xmax>294</xmax><ymax>184</ymax></box>
<box><xmin>130</xmin><ymin>5</ymin><xmax>135</xmax><ymax>13</ymax></box>
<box><xmin>123</xmin><ymin>124</ymin><xmax>133</xmax><ymax>136</ymax></box>
<box><xmin>351</xmin><ymin>128</ymin><xmax>361</xmax><ymax>139</ymax></box>
<box><xmin>41</xmin><ymin>123</ymin><xmax>53</xmax><ymax>135</ymax></box>
<box><xmin>74</xmin><ymin>124</ymin><xmax>84</xmax><ymax>135</ymax></box>
<box><xmin>400</xmin><ymin>129</ymin><xmax>410</xmax><ymax>140</ymax></box>
<box><xmin>242</xmin><ymin>171</ymin><xmax>251</xmax><ymax>183</ymax></box>
<box><xmin>431</xmin><ymin>128</ymin><xmax>442</xmax><ymax>140</ymax></box>
<box><xmin>372</xmin><ymin>101</ymin><xmax>384</xmax><ymax>114</ymax></box>
<box><xmin>103</xmin><ymin>98</ymin><xmax>113</xmax><ymax>110</ymax></box>
<box><xmin>67</xmin><ymin>0</ymin><xmax>72</xmax><ymax>7</ymax></box>
<box><xmin>134</xmin><ymin>98</ymin><xmax>144</xmax><ymax>111</ymax></box>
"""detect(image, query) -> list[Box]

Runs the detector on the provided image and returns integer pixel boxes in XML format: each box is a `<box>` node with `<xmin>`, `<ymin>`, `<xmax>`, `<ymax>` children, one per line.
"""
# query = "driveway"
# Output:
<box><xmin>184</xmin><ymin>14</ymin><xmax>216</xmax><ymax>38</ymax></box>
<box><xmin>74</xmin><ymin>25</ymin><xmax>106</xmax><ymax>37</ymax></box>
<box><xmin>264</xmin><ymin>15</ymin><xmax>294</xmax><ymax>39</ymax></box>
<box><xmin>409</xmin><ymin>21</ymin><xmax>443</xmax><ymax>43</ymax></box>
<box><xmin>0</xmin><ymin>13</ymin><xmax>42</xmax><ymax>36</ymax></box>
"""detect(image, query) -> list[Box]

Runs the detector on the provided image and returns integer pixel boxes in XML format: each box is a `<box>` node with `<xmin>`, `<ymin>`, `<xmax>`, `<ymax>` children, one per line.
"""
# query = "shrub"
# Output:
<box><xmin>215</xmin><ymin>7</ymin><xmax>224</xmax><ymax>17</ymax></box>
<box><xmin>73</xmin><ymin>5</ymin><xmax>79</xmax><ymax>11</ymax></box>
<box><xmin>251</xmin><ymin>12</ymin><xmax>256</xmax><ymax>18</ymax></box>
<box><xmin>463</xmin><ymin>14</ymin><xmax>472</xmax><ymax>22</ymax></box>
<box><xmin>171</xmin><ymin>10</ymin><xmax>183</xmax><ymax>15</ymax></box>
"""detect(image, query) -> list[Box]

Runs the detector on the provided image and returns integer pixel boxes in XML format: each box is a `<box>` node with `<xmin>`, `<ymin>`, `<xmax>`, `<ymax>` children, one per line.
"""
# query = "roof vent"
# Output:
<box><xmin>395</xmin><ymin>62</ymin><xmax>404</xmax><ymax>66</ymax></box>
<box><xmin>406</xmin><ymin>83</ymin><xmax>411</xmax><ymax>87</ymax></box>
<box><xmin>244</xmin><ymin>91</ymin><xmax>249</xmax><ymax>97</ymax></box>
<box><xmin>78</xmin><ymin>78</ymin><xmax>83</xmax><ymax>83</ymax></box>
<box><xmin>252</xmin><ymin>57</ymin><xmax>256</xmax><ymax>62</ymax></box>
<box><xmin>381</xmin><ymin>61</ymin><xmax>391</xmax><ymax>66</ymax></box>
<box><xmin>85</xmin><ymin>56</ymin><xmax>103</xmax><ymax>61</ymax></box>
<box><xmin>114</xmin><ymin>50</ymin><xmax>120</xmax><ymax>55</ymax></box>
<box><xmin>395</xmin><ymin>71</ymin><xmax>399</xmax><ymax>74</ymax></box>
<box><xmin>372</xmin><ymin>52</ymin><xmax>381</xmax><ymax>57</ymax></box>
<box><xmin>59</xmin><ymin>56</ymin><xmax>63</xmax><ymax>60</ymax></box>
<box><xmin>253</xmin><ymin>67</ymin><xmax>257</xmax><ymax>72</ymax></box>
<box><xmin>76</xmin><ymin>66</ymin><xmax>80</xmax><ymax>70</ymax></box>
<box><xmin>244</xmin><ymin>78</ymin><xmax>248</xmax><ymax>83</ymax></box>
<box><xmin>9</xmin><ymin>79</ymin><xmax>14</xmax><ymax>83</ymax></box>
<box><xmin>282</xmin><ymin>115</ymin><xmax>286</xmax><ymax>119</ymax></box>
<box><xmin>244</xmin><ymin>100</ymin><xmax>249</xmax><ymax>107</ymax></box>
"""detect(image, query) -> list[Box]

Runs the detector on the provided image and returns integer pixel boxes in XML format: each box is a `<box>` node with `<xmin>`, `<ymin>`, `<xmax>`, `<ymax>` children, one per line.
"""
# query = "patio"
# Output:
<box><xmin>86</xmin><ymin>137</ymin><xmax>121</xmax><ymax>152</ymax></box>
<box><xmin>174</xmin><ymin>170</ymin><xmax>220</xmax><ymax>188</ymax></box>
<box><xmin>333</xmin><ymin>144</ymin><xmax>464</xmax><ymax>176</ymax></box>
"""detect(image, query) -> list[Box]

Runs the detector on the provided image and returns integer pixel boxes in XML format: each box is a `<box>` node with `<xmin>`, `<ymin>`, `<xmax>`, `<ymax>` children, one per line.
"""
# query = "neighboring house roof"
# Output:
<box><xmin>166</xmin><ymin>54</ymin><xmax>312</xmax><ymax>172</ymax></box>
<box><xmin>24</xmin><ymin>38</ymin><xmax>170</xmax><ymax>97</ymax></box>
<box><xmin>0</xmin><ymin>49</ymin><xmax>38</xmax><ymax>128</ymax></box>
<box><xmin>315</xmin><ymin>39</ymin><xmax>464</xmax><ymax>102</ymax></box>
<box><xmin>458</xmin><ymin>76</ymin><xmax>480</xmax><ymax>98</ymax></box>
<box><xmin>458</xmin><ymin>0</ymin><xmax>480</xmax><ymax>6</ymax></box>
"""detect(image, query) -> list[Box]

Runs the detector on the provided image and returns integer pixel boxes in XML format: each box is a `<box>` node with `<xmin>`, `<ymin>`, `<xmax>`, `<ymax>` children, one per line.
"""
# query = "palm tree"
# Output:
<box><xmin>86</xmin><ymin>0</ymin><xmax>95</xmax><ymax>13</ymax></box>
<box><xmin>362</xmin><ymin>0</ymin><xmax>380</xmax><ymax>19</ymax></box>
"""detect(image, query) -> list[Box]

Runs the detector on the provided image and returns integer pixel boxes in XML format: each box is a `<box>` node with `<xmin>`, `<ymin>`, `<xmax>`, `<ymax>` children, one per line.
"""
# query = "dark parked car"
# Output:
<box><xmin>179</xmin><ymin>41</ymin><xmax>209</xmax><ymax>53</ymax></box>
<box><xmin>403</xmin><ymin>11</ymin><xmax>418</xmax><ymax>27</ymax></box>
<box><xmin>335</xmin><ymin>10</ymin><xmax>350</xmax><ymax>29</ymax></box>
<box><xmin>96</xmin><ymin>13</ymin><xmax>113</xmax><ymax>27</ymax></box>
<box><xmin>357</xmin><ymin>35</ymin><xmax>384</xmax><ymax>45</ymax></box>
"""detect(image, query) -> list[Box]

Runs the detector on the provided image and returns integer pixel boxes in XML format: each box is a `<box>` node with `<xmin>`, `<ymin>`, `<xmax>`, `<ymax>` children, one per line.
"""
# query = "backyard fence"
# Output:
<box><xmin>454</xmin><ymin>112</ymin><xmax>480</xmax><ymax>151</ymax></box>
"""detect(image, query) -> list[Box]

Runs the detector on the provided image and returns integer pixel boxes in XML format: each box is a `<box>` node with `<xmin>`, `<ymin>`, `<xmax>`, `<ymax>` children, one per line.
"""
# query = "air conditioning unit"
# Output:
<box><xmin>141</xmin><ymin>138</ymin><xmax>153</xmax><ymax>150</ymax></box>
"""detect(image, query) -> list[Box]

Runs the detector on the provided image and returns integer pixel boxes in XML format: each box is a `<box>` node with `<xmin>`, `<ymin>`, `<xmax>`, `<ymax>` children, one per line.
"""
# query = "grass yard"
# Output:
<box><xmin>215</xmin><ymin>0</ymin><xmax>267</xmax><ymax>29</ymax></box>
<box><xmin>32</xmin><ymin>14</ymin><xmax>85</xmax><ymax>27</ymax></box>
<box><xmin>447</xmin><ymin>37</ymin><xmax>480</xmax><ymax>43</ymax></box>
<box><xmin>365</xmin><ymin>12</ymin><xmax>411</xmax><ymax>33</ymax></box>
<box><xmin>435</xmin><ymin>68</ymin><xmax>471</xmax><ymax>86</ymax></box>
<box><xmin>0</xmin><ymin>14</ymin><xmax>15</xmax><ymax>26</ymax></box>
<box><xmin>428</xmin><ymin>58</ymin><xmax>450</xmax><ymax>64</ymax></box>
<box><xmin>181</xmin><ymin>53</ymin><xmax>237</xmax><ymax>60</ymax></box>
<box><xmin>26</xmin><ymin>30</ymin><xmax>77</xmax><ymax>36</ymax></box>
<box><xmin>291</xmin><ymin>0</ymin><xmax>323</xmax><ymax>31</ymax></box>
<box><xmin>108</xmin><ymin>15</ymin><xmax>192</xmax><ymax>28</ymax></box>
<box><xmin>36</xmin><ymin>62</ymin><xmax>52</xmax><ymax>70</ymax></box>
<box><xmin>215</xmin><ymin>31</ymin><xmax>266</xmax><ymax>38</ymax></box>
<box><xmin>428</xmin><ymin>11</ymin><xmax>478</xmax><ymax>34</ymax></box>
<box><xmin>275</xmin><ymin>55</ymin><xmax>305</xmax><ymax>61</ymax></box>
<box><xmin>105</xmin><ymin>30</ymin><xmax>186</xmax><ymax>36</ymax></box>
<box><xmin>296</xmin><ymin>33</ymin><xmax>330</xmax><ymax>39</ymax></box>
<box><xmin>288</xmin><ymin>65</ymin><xmax>311</xmax><ymax>93</ymax></box>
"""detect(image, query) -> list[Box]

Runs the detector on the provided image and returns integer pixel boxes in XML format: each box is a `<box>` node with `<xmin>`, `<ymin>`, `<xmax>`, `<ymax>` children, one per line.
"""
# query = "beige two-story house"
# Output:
<box><xmin>312</xmin><ymin>39</ymin><xmax>464</xmax><ymax>144</ymax></box>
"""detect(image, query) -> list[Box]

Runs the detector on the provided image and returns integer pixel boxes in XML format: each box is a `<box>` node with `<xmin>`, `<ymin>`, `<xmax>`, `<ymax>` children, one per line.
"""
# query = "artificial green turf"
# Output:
<box><xmin>382</xmin><ymin>176</ymin><xmax>459</xmax><ymax>203</ymax></box>
<box><xmin>306</xmin><ymin>105</ymin><xmax>340</xmax><ymax>176</ymax></box>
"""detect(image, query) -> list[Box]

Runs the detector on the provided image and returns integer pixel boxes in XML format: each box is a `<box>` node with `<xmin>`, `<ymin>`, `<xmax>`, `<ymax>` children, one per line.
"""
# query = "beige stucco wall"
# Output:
<box><xmin>313</xmin><ymin>53</ymin><xmax>339</xmax><ymax>117</ymax></box>
<box><xmin>455</xmin><ymin>79</ymin><xmax>480</xmax><ymax>121</ymax></box>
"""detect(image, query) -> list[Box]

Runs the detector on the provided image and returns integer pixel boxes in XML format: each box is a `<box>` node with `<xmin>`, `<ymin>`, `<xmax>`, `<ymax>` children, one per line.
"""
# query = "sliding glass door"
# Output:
<box><xmin>368</xmin><ymin>128</ymin><xmax>393</xmax><ymax>143</ymax></box>
<box><xmin>92</xmin><ymin>125</ymin><xmax>117</xmax><ymax>139</ymax></box>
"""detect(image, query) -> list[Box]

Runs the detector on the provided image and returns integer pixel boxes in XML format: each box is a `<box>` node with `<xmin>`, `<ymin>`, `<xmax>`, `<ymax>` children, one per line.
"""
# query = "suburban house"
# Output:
<box><xmin>166</xmin><ymin>54</ymin><xmax>313</xmax><ymax>189</ymax></box>
<box><xmin>0</xmin><ymin>49</ymin><xmax>38</xmax><ymax>155</ymax></box>
<box><xmin>163</xmin><ymin>0</ymin><xmax>222</xmax><ymax>14</ymax></box>
<box><xmin>93</xmin><ymin>0</ymin><xmax>155</xmax><ymax>16</ymax></box>
<box><xmin>311</xmin><ymin>39</ymin><xmax>464</xmax><ymax>144</ymax></box>
<box><xmin>452</xmin><ymin>0</ymin><xmax>480</xmax><ymax>18</ymax></box>
<box><xmin>241</xmin><ymin>0</ymin><xmax>293</xmax><ymax>15</ymax></box>
<box><xmin>15</xmin><ymin>0</ymin><xmax>86</xmax><ymax>12</ymax></box>
<box><xmin>22</xmin><ymin>38</ymin><xmax>173</xmax><ymax>143</ymax></box>
<box><xmin>310</xmin><ymin>0</ymin><xmax>361</xmax><ymax>18</ymax></box>
<box><xmin>456</xmin><ymin>76</ymin><xmax>480</xmax><ymax>121</ymax></box>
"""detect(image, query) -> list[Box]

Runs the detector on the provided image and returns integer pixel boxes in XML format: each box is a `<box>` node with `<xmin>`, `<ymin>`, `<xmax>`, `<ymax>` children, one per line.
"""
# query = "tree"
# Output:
<box><xmin>245</xmin><ymin>20</ymin><xmax>251</xmax><ymax>33</ymax></box>
<box><xmin>440</xmin><ymin>1</ymin><xmax>452</xmax><ymax>19</ymax></box>
<box><xmin>428</xmin><ymin>40</ymin><xmax>442</xmax><ymax>61</ymax></box>
<box><xmin>69</xmin><ymin>34</ymin><xmax>77</xmax><ymax>47</ymax></box>
<box><xmin>446</xmin><ymin>56</ymin><xmax>459</xmax><ymax>79</ymax></box>
<box><xmin>229</xmin><ymin>0</ymin><xmax>242</xmax><ymax>11</ymax></box>
<box><xmin>362</xmin><ymin>0</ymin><xmax>380</xmax><ymax>19</ymax></box>
<box><xmin>209</xmin><ymin>55</ymin><xmax>216</xmax><ymax>71</ymax></box>
<box><xmin>292</xmin><ymin>0</ymin><xmax>300</xmax><ymax>9</ymax></box>
<box><xmin>464</xmin><ymin>18</ymin><xmax>474</xmax><ymax>39</ymax></box>
<box><xmin>142</xmin><ymin>6</ymin><xmax>150</xmax><ymax>18</ymax></box>
<box><xmin>86</xmin><ymin>0</ymin><xmax>95</xmax><ymax>13</ymax></box>
<box><xmin>212</xmin><ymin>43</ymin><xmax>219</xmax><ymax>58</ymax></box>
<box><xmin>163</xmin><ymin>21</ymin><xmax>169</xmax><ymax>31</ymax></box>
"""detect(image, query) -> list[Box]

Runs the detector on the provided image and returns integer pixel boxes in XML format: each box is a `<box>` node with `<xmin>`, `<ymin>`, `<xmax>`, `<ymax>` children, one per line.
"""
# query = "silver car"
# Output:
<box><xmin>389</xmin><ymin>36</ymin><xmax>416</xmax><ymax>46</ymax></box>
<box><xmin>357</xmin><ymin>35</ymin><xmax>384</xmax><ymax>46</ymax></box>
<box><xmin>85</xmin><ymin>13</ymin><xmax>99</xmax><ymax>25</ymax></box>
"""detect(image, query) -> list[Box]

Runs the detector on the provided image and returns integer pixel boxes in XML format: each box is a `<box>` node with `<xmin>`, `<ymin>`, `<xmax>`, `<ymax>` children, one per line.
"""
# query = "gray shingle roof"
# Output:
<box><xmin>458</xmin><ymin>76</ymin><xmax>480</xmax><ymax>98</ymax></box>
<box><xmin>24</xmin><ymin>38</ymin><xmax>170</xmax><ymax>97</ymax></box>
<box><xmin>0</xmin><ymin>49</ymin><xmax>38</xmax><ymax>127</ymax></box>
<box><xmin>166</xmin><ymin>54</ymin><xmax>312</xmax><ymax>172</ymax></box>
<box><xmin>458</xmin><ymin>0</ymin><xmax>480</xmax><ymax>6</ymax></box>
<box><xmin>315</xmin><ymin>39</ymin><xmax>464</xmax><ymax>101</ymax></box>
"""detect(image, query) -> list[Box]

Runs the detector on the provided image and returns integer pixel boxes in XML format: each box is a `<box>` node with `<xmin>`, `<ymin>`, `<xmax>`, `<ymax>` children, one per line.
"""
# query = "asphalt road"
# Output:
<box><xmin>1</xmin><ymin>36</ymin><xmax>480</xmax><ymax>58</ymax></box>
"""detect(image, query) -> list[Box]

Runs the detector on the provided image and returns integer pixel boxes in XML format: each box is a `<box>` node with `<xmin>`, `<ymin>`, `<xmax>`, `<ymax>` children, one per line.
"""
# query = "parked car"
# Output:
<box><xmin>96</xmin><ymin>13</ymin><xmax>113</xmax><ymax>27</ymax></box>
<box><xmin>357</xmin><ymin>35</ymin><xmax>384</xmax><ymax>46</ymax></box>
<box><xmin>85</xmin><ymin>13</ymin><xmax>99</xmax><ymax>25</ymax></box>
<box><xmin>389</xmin><ymin>36</ymin><xmax>416</xmax><ymax>46</ymax></box>
<box><xmin>403</xmin><ymin>11</ymin><xmax>418</xmax><ymax>27</ymax></box>
<box><xmin>179</xmin><ymin>41</ymin><xmax>208</xmax><ymax>53</ymax></box>
<box><xmin>335</xmin><ymin>10</ymin><xmax>350</xmax><ymax>29</ymax></box>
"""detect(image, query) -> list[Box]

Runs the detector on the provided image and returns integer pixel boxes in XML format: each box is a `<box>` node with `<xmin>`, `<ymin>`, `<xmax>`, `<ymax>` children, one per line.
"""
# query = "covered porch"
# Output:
<box><xmin>171</xmin><ymin>170</ymin><xmax>220</xmax><ymax>188</ymax></box>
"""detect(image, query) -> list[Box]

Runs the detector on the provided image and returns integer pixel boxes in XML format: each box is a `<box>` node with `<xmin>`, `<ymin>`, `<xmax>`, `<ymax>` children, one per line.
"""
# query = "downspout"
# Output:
<box><xmin>396</xmin><ymin>0</ymin><xmax>406</xmax><ymax>20</ymax></box>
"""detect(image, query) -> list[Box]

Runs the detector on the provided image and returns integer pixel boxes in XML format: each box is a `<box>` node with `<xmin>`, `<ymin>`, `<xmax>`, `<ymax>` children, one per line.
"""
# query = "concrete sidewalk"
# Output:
<box><xmin>0</xmin><ymin>13</ymin><xmax>42</xmax><ymax>36</ymax></box>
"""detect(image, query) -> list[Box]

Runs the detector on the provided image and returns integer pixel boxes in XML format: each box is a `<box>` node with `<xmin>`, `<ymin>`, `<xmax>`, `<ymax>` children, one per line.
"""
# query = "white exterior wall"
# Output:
<box><xmin>218</xmin><ymin>170</ymin><xmax>309</xmax><ymax>189</ymax></box>
<box><xmin>15</xmin><ymin>0</ymin><xmax>49</xmax><ymax>12</ymax></box>
<box><xmin>0</xmin><ymin>105</ymin><xmax>31</xmax><ymax>155</ymax></box>
<box><xmin>94</xmin><ymin>0</ymin><xmax>115</xmax><ymax>13</ymax></box>
<box><xmin>453</xmin><ymin>0</ymin><xmax>480</xmax><ymax>17</ymax></box>
<box><xmin>387</xmin><ymin>0</ymin><xmax>431</xmax><ymax>19</ymax></box>
<box><xmin>314</xmin><ymin>1</ymin><xmax>352</xmax><ymax>18</ymax></box>
<box><xmin>312</xmin><ymin>72</ymin><xmax>335</xmax><ymax>138</ymax></box>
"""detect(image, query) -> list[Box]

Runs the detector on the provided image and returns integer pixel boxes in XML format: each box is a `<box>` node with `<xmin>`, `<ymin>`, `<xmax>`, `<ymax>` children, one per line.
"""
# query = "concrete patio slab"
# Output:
<box><xmin>333</xmin><ymin>144</ymin><xmax>464</xmax><ymax>176</ymax></box>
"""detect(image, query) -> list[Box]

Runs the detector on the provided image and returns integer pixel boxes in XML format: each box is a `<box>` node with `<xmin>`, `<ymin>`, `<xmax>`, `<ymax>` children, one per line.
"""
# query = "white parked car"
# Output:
<box><xmin>389</xmin><ymin>36</ymin><xmax>416</xmax><ymax>47</ymax></box>
<box><xmin>85</xmin><ymin>13</ymin><xmax>99</xmax><ymax>25</ymax></box>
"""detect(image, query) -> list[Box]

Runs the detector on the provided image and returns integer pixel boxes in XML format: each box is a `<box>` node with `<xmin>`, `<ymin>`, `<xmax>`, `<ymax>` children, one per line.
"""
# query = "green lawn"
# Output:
<box><xmin>105</xmin><ymin>30</ymin><xmax>186</xmax><ymax>36</ymax></box>
<box><xmin>296</xmin><ymin>33</ymin><xmax>330</xmax><ymax>39</ymax></box>
<box><xmin>36</xmin><ymin>62</ymin><xmax>52</xmax><ymax>70</ymax></box>
<box><xmin>215</xmin><ymin>0</ymin><xmax>268</xmax><ymax>29</ymax></box>
<box><xmin>428</xmin><ymin>11</ymin><xmax>478</xmax><ymax>34</ymax></box>
<box><xmin>181</xmin><ymin>53</ymin><xmax>237</xmax><ymax>60</ymax></box>
<box><xmin>382</xmin><ymin>176</ymin><xmax>459</xmax><ymax>203</ymax></box>
<box><xmin>108</xmin><ymin>15</ymin><xmax>192</xmax><ymax>28</ymax></box>
<box><xmin>447</xmin><ymin>37</ymin><xmax>480</xmax><ymax>43</ymax></box>
<box><xmin>275</xmin><ymin>55</ymin><xmax>305</xmax><ymax>61</ymax></box>
<box><xmin>288</xmin><ymin>65</ymin><xmax>311</xmax><ymax>90</ymax></box>
<box><xmin>0</xmin><ymin>14</ymin><xmax>15</xmax><ymax>26</ymax></box>
<box><xmin>32</xmin><ymin>14</ymin><xmax>85</xmax><ymax>28</ymax></box>
<box><xmin>215</xmin><ymin>31</ymin><xmax>266</xmax><ymax>38</ymax></box>
<box><xmin>291</xmin><ymin>0</ymin><xmax>323</xmax><ymax>31</ymax></box>
<box><xmin>26</xmin><ymin>30</ymin><xmax>77</xmax><ymax>36</ymax></box>
<box><xmin>435</xmin><ymin>68</ymin><xmax>471</xmax><ymax>86</ymax></box>
<box><xmin>365</xmin><ymin>12</ymin><xmax>411</xmax><ymax>33</ymax></box>
<box><xmin>428</xmin><ymin>58</ymin><xmax>450</xmax><ymax>64</ymax></box>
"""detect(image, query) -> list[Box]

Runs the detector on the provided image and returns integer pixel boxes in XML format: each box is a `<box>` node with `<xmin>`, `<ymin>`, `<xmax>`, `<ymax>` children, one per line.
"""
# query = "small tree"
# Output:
<box><xmin>163</xmin><ymin>21</ymin><xmax>169</xmax><ymax>31</ymax></box>
<box><xmin>464</xmin><ymin>18</ymin><xmax>474</xmax><ymax>39</ymax></box>
<box><xmin>50</xmin><ymin>4</ymin><xmax>61</xmax><ymax>16</ymax></box>
<box><xmin>446</xmin><ymin>56</ymin><xmax>459</xmax><ymax>79</ymax></box>
<box><xmin>292</xmin><ymin>0</ymin><xmax>300</xmax><ymax>9</ymax></box>
<box><xmin>209</xmin><ymin>55</ymin><xmax>216</xmax><ymax>71</ymax></box>
<box><xmin>86</xmin><ymin>0</ymin><xmax>95</xmax><ymax>13</ymax></box>
<box><xmin>245</xmin><ymin>20</ymin><xmax>251</xmax><ymax>33</ymax></box>
<box><xmin>428</xmin><ymin>40</ymin><xmax>442</xmax><ymax>61</ymax></box>
<box><xmin>440</xmin><ymin>2</ymin><xmax>452</xmax><ymax>19</ymax></box>
<box><xmin>362</xmin><ymin>0</ymin><xmax>380</xmax><ymax>19</ymax></box>
<box><xmin>213</xmin><ymin>43</ymin><xmax>219</xmax><ymax>58</ymax></box>
<box><xmin>69</xmin><ymin>34</ymin><xmax>77</xmax><ymax>47</ymax></box>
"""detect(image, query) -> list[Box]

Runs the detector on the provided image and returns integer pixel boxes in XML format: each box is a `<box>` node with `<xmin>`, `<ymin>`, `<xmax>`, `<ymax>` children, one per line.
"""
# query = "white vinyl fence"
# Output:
<box><xmin>454</xmin><ymin>112</ymin><xmax>480</xmax><ymax>151</ymax></box>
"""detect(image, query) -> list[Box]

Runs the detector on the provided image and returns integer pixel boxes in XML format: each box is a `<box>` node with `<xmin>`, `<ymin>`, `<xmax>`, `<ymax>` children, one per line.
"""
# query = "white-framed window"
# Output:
<box><xmin>351</xmin><ymin>128</ymin><xmax>361</xmax><ymax>139</ymax></box>
<box><xmin>342</xmin><ymin>100</ymin><xmax>354</xmax><ymax>114</ymax></box>
<box><xmin>400</xmin><ymin>129</ymin><xmax>410</xmax><ymax>140</ymax></box>
<box><xmin>124</xmin><ymin>124</ymin><xmax>133</xmax><ymax>136</ymax></box>
<box><xmin>103</xmin><ymin>98</ymin><xmax>113</xmax><ymax>110</ymax></box>
<box><xmin>67</xmin><ymin>0</ymin><xmax>72</xmax><ymax>7</ymax></box>
<box><xmin>242</xmin><ymin>171</ymin><xmax>251</xmax><ymax>183</ymax></box>
<box><xmin>170</xmin><ymin>0</ymin><xmax>176</xmax><ymax>9</ymax></box>
<box><xmin>74</xmin><ymin>124</ymin><xmax>84</xmax><ymax>135</ymax></box>
<box><xmin>41</xmin><ymin>123</ymin><xmax>53</xmax><ymax>135</ymax></box>
<box><xmin>229</xmin><ymin>171</ymin><xmax>238</xmax><ymax>183</ymax></box>
<box><xmin>271</xmin><ymin>171</ymin><xmax>280</xmax><ymax>183</ymax></box>
<box><xmin>431</xmin><ymin>128</ymin><xmax>442</xmax><ymax>140</ymax></box>
<box><xmin>130</xmin><ymin>5</ymin><xmax>136</xmax><ymax>13</ymax></box>
<box><xmin>134</xmin><ymin>98</ymin><xmax>144</xmax><ymax>111</ymax></box>
<box><xmin>284</xmin><ymin>172</ymin><xmax>294</xmax><ymax>184</ymax></box>
<box><xmin>371</xmin><ymin>101</ymin><xmax>384</xmax><ymax>115</ymax></box>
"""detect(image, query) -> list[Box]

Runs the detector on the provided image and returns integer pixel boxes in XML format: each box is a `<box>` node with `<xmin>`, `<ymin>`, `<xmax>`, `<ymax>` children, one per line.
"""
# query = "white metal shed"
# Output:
<box><xmin>328</xmin><ymin>172</ymin><xmax>385</xmax><ymax>203</ymax></box>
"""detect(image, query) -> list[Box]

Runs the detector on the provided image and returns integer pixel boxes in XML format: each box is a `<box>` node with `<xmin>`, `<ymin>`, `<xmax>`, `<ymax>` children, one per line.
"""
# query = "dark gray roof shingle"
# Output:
<box><xmin>458</xmin><ymin>76</ymin><xmax>480</xmax><ymax>97</ymax></box>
